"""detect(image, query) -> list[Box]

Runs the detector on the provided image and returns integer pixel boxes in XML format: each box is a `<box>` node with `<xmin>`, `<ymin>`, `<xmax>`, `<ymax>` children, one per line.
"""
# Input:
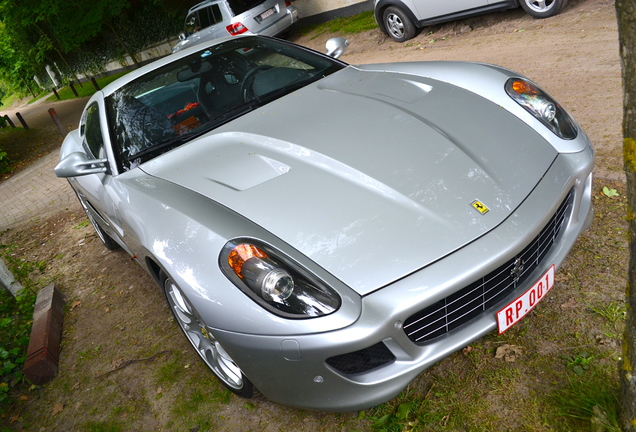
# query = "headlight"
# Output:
<box><xmin>220</xmin><ymin>241</ymin><xmax>341</xmax><ymax>318</ymax></box>
<box><xmin>505</xmin><ymin>78</ymin><xmax>577</xmax><ymax>140</ymax></box>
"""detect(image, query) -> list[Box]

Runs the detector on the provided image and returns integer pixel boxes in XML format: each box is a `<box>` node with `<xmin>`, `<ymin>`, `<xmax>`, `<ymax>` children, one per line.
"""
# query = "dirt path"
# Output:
<box><xmin>1</xmin><ymin>0</ymin><xmax>626</xmax><ymax>430</ymax></box>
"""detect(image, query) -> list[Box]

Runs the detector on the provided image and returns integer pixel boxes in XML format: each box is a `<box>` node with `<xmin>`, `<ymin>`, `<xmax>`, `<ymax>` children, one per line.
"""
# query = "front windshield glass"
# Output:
<box><xmin>106</xmin><ymin>37</ymin><xmax>345</xmax><ymax>171</ymax></box>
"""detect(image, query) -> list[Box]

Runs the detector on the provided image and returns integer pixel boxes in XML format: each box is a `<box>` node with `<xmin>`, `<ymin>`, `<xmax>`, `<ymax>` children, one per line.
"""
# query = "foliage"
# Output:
<box><xmin>550</xmin><ymin>370</ymin><xmax>621</xmax><ymax>432</ymax></box>
<box><xmin>0</xmin><ymin>0</ymin><xmax>186</xmax><ymax>97</ymax></box>
<box><xmin>0</xmin><ymin>286</ymin><xmax>36</xmax><ymax>415</ymax></box>
<box><xmin>0</xmin><ymin>243</ymin><xmax>45</xmax><ymax>417</ymax></box>
<box><xmin>0</xmin><ymin>147</ymin><xmax>9</xmax><ymax>174</ymax></box>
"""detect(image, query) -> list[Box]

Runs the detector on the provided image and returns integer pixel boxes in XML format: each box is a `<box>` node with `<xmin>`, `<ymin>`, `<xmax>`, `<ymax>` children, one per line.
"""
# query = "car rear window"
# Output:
<box><xmin>227</xmin><ymin>0</ymin><xmax>268</xmax><ymax>15</ymax></box>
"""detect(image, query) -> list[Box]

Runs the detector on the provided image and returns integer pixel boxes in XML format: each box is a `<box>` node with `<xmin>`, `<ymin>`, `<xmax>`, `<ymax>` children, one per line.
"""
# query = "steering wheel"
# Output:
<box><xmin>240</xmin><ymin>65</ymin><xmax>273</xmax><ymax>101</ymax></box>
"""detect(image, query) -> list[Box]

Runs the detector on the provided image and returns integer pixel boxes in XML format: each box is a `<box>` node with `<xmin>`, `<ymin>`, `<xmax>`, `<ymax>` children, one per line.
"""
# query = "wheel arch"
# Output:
<box><xmin>145</xmin><ymin>257</ymin><xmax>163</xmax><ymax>287</ymax></box>
<box><xmin>374</xmin><ymin>0</ymin><xmax>419</xmax><ymax>34</ymax></box>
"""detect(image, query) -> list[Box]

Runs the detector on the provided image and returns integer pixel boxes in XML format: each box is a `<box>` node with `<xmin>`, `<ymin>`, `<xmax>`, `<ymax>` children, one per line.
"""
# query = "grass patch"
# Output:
<box><xmin>46</xmin><ymin>71</ymin><xmax>130</xmax><ymax>102</ymax></box>
<box><xmin>80</xmin><ymin>421</ymin><xmax>124</xmax><ymax>432</ymax></box>
<box><xmin>590</xmin><ymin>301</ymin><xmax>626</xmax><ymax>329</ymax></box>
<box><xmin>170</xmin><ymin>375</ymin><xmax>232</xmax><ymax>416</ymax></box>
<box><xmin>0</xmin><ymin>94</ymin><xmax>18</xmax><ymax>108</ymax></box>
<box><xmin>548</xmin><ymin>367</ymin><xmax>621</xmax><ymax>431</ymax></box>
<box><xmin>364</xmin><ymin>368</ymin><xmax>500</xmax><ymax>432</ymax></box>
<box><xmin>155</xmin><ymin>351</ymin><xmax>187</xmax><ymax>387</ymax></box>
<box><xmin>27</xmin><ymin>92</ymin><xmax>51</xmax><ymax>105</ymax></box>
<box><xmin>1</xmin><ymin>70</ymin><xmax>129</xmax><ymax>108</ymax></box>
<box><xmin>301</xmin><ymin>11</ymin><xmax>377</xmax><ymax>38</ymax></box>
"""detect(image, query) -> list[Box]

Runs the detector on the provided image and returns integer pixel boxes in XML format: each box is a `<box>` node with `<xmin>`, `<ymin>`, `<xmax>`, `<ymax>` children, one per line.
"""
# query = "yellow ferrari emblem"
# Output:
<box><xmin>471</xmin><ymin>200</ymin><xmax>489</xmax><ymax>215</ymax></box>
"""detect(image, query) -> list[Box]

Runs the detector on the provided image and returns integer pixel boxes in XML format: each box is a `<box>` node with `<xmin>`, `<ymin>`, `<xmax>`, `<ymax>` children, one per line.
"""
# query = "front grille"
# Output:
<box><xmin>403</xmin><ymin>190</ymin><xmax>574</xmax><ymax>344</ymax></box>
<box><xmin>326</xmin><ymin>342</ymin><xmax>396</xmax><ymax>375</ymax></box>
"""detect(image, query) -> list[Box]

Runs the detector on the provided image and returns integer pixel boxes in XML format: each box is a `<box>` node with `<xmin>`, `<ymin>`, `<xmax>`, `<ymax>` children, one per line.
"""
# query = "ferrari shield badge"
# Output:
<box><xmin>471</xmin><ymin>200</ymin><xmax>489</xmax><ymax>215</ymax></box>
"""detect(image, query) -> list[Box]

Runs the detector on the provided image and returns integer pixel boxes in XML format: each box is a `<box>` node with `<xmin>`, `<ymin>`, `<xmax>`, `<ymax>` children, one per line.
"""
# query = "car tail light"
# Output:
<box><xmin>285</xmin><ymin>1</ymin><xmax>291</xmax><ymax>6</ymax></box>
<box><xmin>226</xmin><ymin>22</ymin><xmax>249</xmax><ymax>36</ymax></box>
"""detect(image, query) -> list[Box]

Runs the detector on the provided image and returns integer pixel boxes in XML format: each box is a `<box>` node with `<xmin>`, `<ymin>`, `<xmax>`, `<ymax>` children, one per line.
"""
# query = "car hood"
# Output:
<box><xmin>141</xmin><ymin>67</ymin><xmax>557</xmax><ymax>295</ymax></box>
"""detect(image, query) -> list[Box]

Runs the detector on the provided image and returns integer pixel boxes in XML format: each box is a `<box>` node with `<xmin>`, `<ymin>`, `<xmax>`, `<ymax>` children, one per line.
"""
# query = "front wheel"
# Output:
<box><xmin>383</xmin><ymin>6</ymin><xmax>416</xmax><ymax>42</ymax></box>
<box><xmin>161</xmin><ymin>272</ymin><xmax>254</xmax><ymax>398</ymax></box>
<box><xmin>520</xmin><ymin>0</ymin><xmax>567</xmax><ymax>18</ymax></box>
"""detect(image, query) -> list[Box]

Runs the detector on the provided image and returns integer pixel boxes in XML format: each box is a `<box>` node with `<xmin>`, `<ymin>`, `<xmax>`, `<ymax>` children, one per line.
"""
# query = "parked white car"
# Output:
<box><xmin>172</xmin><ymin>0</ymin><xmax>298</xmax><ymax>53</ymax></box>
<box><xmin>375</xmin><ymin>0</ymin><xmax>568</xmax><ymax>41</ymax></box>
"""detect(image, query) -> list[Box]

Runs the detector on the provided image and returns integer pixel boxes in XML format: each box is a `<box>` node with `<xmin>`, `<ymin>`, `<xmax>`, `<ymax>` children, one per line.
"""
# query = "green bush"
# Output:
<box><xmin>0</xmin><ymin>287</ymin><xmax>35</xmax><ymax>414</ymax></box>
<box><xmin>0</xmin><ymin>148</ymin><xmax>9</xmax><ymax>175</ymax></box>
<box><xmin>0</xmin><ymin>245</ymin><xmax>39</xmax><ymax>415</ymax></box>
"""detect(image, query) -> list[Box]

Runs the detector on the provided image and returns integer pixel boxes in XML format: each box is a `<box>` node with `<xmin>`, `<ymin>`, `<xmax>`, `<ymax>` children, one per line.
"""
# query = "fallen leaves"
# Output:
<box><xmin>560</xmin><ymin>297</ymin><xmax>578</xmax><ymax>310</ymax></box>
<box><xmin>602</xmin><ymin>186</ymin><xmax>619</xmax><ymax>197</ymax></box>
<box><xmin>495</xmin><ymin>344</ymin><xmax>523</xmax><ymax>362</ymax></box>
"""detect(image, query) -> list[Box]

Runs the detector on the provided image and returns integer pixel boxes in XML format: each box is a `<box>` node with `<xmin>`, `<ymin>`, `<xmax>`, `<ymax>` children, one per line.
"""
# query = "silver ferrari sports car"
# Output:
<box><xmin>55</xmin><ymin>35</ymin><xmax>594</xmax><ymax>411</ymax></box>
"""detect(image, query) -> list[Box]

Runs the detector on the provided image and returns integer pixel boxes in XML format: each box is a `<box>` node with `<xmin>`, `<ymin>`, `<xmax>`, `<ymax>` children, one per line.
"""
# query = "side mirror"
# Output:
<box><xmin>325</xmin><ymin>37</ymin><xmax>349</xmax><ymax>59</ymax></box>
<box><xmin>54</xmin><ymin>152</ymin><xmax>109</xmax><ymax>178</ymax></box>
<box><xmin>179</xmin><ymin>33</ymin><xmax>186</xmax><ymax>41</ymax></box>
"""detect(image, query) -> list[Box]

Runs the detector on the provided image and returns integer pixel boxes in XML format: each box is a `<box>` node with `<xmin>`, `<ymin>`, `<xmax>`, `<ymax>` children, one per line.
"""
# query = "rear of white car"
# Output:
<box><xmin>173</xmin><ymin>0</ymin><xmax>298</xmax><ymax>53</ymax></box>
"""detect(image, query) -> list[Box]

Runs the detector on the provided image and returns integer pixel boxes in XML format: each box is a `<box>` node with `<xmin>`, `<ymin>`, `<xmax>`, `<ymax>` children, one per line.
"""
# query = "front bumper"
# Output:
<box><xmin>212</xmin><ymin>148</ymin><xmax>594</xmax><ymax>411</ymax></box>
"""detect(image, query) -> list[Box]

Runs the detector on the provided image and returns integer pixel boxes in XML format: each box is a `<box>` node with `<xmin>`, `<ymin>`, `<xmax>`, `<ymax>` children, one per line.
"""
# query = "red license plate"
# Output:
<box><xmin>496</xmin><ymin>265</ymin><xmax>555</xmax><ymax>333</ymax></box>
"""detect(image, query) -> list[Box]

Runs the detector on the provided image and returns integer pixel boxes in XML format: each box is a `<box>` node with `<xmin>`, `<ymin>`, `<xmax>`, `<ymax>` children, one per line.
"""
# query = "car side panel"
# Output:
<box><xmin>409</xmin><ymin>0</ymin><xmax>489</xmax><ymax>20</ymax></box>
<box><xmin>375</xmin><ymin>0</ymin><xmax>518</xmax><ymax>33</ymax></box>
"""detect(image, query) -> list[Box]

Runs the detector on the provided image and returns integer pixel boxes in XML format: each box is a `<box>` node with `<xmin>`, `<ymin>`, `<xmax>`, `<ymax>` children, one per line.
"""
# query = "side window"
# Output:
<box><xmin>185</xmin><ymin>13</ymin><xmax>200</xmax><ymax>34</ymax></box>
<box><xmin>199</xmin><ymin>7</ymin><xmax>212</xmax><ymax>28</ymax></box>
<box><xmin>84</xmin><ymin>103</ymin><xmax>104</xmax><ymax>158</ymax></box>
<box><xmin>210</xmin><ymin>4</ymin><xmax>223</xmax><ymax>24</ymax></box>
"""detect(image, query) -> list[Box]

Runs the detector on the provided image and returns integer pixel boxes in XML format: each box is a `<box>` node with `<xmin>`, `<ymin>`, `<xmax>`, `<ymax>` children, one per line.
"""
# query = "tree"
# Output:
<box><xmin>0</xmin><ymin>0</ymin><xmax>186</xmax><ymax>96</ymax></box>
<box><xmin>617</xmin><ymin>0</ymin><xmax>636</xmax><ymax>429</ymax></box>
<box><xmin>46</xmin><ymin>0</ymin><xmax>141</xmax><ymax>67</ymax></box>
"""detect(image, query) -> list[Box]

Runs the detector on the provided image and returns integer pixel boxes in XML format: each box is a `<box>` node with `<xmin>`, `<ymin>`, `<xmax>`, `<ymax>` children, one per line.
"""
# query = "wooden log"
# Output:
<box><xmin>23</xmin><ymin>284</ymin><xmax>65</xmax><ymax>385</ymax></box>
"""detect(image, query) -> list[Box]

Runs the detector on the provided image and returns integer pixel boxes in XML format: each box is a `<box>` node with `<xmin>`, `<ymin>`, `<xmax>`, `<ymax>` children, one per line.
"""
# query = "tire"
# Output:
<box><xmin>161</xmin><ymin>272</ymin><xmax>254</xmax><ymax>398</ymax></box>
<box><xmin>383</xmin><ymin>6</ymin><xmax>416</xmax><ymax>42</ymax></box>
<box><xmin>519</xmin><ymin>0</ymin><xmax>567</xmax><ymax>18</ymax></box>
<box><xmin>76</xmin><ymin>193</ymin><xmax>119</xmax><ymax>250</ymax></box>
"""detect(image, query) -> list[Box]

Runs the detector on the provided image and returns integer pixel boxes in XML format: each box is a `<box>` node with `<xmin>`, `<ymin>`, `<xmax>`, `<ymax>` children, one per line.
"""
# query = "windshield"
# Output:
<box><xmin>106</xmin><ymin>37</ymin><xmax>345</xmax><ymax>171</ymax></box>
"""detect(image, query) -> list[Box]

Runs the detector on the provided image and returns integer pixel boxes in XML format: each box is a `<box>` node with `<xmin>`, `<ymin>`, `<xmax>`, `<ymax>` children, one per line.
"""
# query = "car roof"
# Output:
<box><xmin>187</xmin><ymin>0</ymin><xmax>220</xmax><ymax>14</ymax></box>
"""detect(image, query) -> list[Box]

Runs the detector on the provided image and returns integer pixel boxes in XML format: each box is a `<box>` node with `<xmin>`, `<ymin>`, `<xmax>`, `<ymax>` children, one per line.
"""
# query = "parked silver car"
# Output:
<box><xmin>55</xmin><ymin>35</ymin><xmax>593</xmax><ymax>411</ymax></box>
<box><xmin>172</xmin><ymin>0</ymin><xmax>298</xmax><ymax>53</ymax></box>
<box><xmin>375</xmin><ymin>0</ymin><xmax>568</xmax><ymax>41</ymax></box>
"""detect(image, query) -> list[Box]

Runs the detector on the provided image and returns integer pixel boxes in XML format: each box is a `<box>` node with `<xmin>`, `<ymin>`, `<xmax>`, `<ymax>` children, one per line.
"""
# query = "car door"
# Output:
<box><xmin>73</xmin><ymin>99</ymin><xmax>127</xmax><ymax>249</ymax></box>
<box><xmin>186</xmin><ymin>4</ymin><xmax>227</xmax><ymax>43</ymax></box>
<box><xmin>409</xmin><ymin>0</ymin><xmax>489</xmax><ymax>20</ymax></box>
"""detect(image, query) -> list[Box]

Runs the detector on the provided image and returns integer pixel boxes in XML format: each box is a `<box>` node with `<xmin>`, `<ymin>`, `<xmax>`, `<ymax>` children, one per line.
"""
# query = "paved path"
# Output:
<box><xmin>0</xmin><ymin>97</ymin><xmax>88</xmax><ymax>230</ymax></box>
<box><xmin>0</xmin><ymin>149</ymin><xmax>78</xmax><ymax>229</ymax></box>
